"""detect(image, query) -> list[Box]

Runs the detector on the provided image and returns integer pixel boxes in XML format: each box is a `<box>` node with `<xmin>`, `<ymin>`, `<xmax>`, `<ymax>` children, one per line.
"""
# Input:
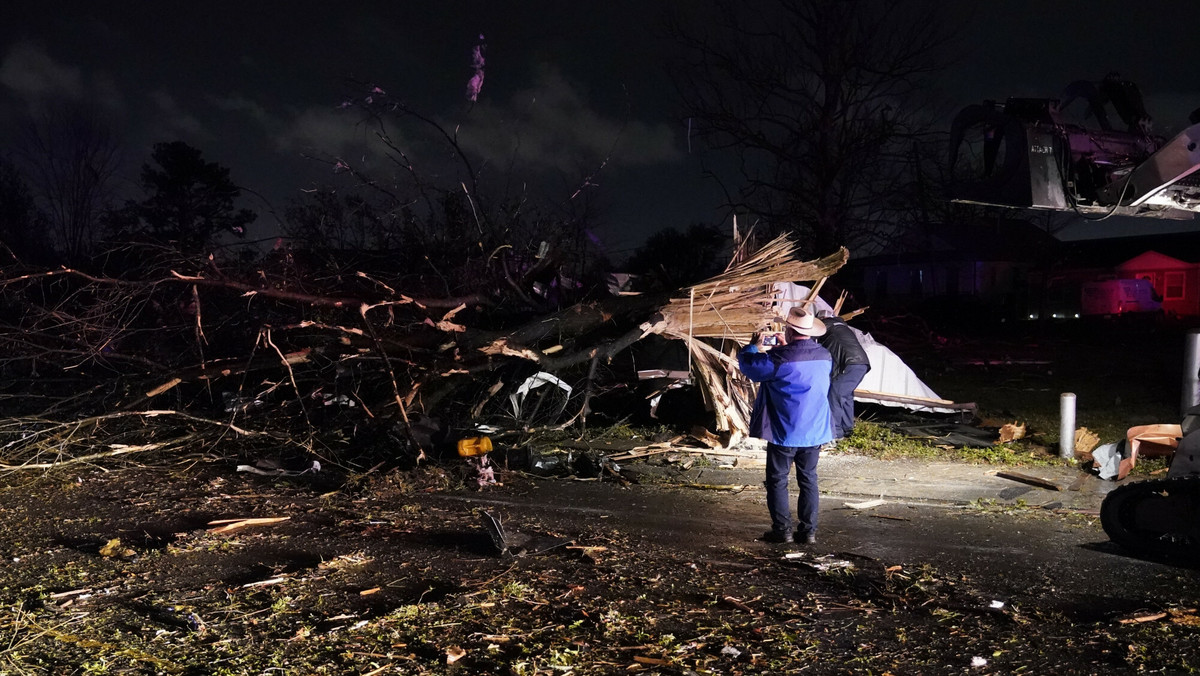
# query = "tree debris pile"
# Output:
<box><xmin>0</xmin><ymin>235</ymin><xmax>846</xmax><ymax>472</ymax></box>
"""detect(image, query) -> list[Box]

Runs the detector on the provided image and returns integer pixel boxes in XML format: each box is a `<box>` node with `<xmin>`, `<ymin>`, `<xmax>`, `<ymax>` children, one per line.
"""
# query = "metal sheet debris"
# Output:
<box><xmin>479</xmin><ymin>511</ymin><xmax>574</xmax><ymax>558</ymax></box>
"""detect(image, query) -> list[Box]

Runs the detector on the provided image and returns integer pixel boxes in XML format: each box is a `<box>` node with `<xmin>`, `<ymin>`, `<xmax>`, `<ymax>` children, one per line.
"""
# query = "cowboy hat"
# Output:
<box><xmin>784</xmin><ymin>306</ymin><xmax>826</xmax><ymax>336</ymax></box>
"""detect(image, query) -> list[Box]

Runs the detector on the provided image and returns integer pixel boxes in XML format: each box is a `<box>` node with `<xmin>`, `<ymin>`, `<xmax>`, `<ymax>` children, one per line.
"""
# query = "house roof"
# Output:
<box><xmin>1117</xmin><ymin>250</ymin><xmax>1192</xmax><ymax>271</ymax></box>
<box><xmin>853</xmin><ymin>221</ymin><xmax>1200</xmax><ymax>270</ymax></box>
<box><xmin>1057</xmin><ymin>231</ymin><xmax>1200</xmax><ymax>268</ymax></box>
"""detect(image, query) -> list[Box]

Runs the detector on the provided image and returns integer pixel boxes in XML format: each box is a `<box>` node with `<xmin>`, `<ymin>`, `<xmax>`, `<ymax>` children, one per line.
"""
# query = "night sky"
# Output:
<box><xmin>2</xmin><ymin>1</ymin><xmax>1198</xmax><ymax>258</ymax></box>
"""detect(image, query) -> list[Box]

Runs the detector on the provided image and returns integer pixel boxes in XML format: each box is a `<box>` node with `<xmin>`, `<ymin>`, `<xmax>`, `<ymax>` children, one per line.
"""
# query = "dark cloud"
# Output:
<box><xmin>1</xmin><ymin>1</ymin><xmax>1197</xmax><ymax>249</ymax></box>
<box><xmin>1</xmin><ymin>40</ymin><xmax>85</xmax><ymax>106</ymax></box>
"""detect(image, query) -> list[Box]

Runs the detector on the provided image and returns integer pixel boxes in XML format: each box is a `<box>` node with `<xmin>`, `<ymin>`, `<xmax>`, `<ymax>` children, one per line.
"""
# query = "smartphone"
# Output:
<box><xmin>761</xmin><ymin>334</ymin><xmax>779</xmax><ymax>346</ymax></box>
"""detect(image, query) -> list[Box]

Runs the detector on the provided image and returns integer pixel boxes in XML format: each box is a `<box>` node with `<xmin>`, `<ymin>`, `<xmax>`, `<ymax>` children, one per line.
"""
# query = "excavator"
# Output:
<box><xmin>947</xmin><ymin>74</ymin><xmax>1200</xmax><ymax>221</ymax></box>
<box><xmin>947</xmin><ymin>76</ymin><xmax>1200</xmax><ymax>558</ymax></box>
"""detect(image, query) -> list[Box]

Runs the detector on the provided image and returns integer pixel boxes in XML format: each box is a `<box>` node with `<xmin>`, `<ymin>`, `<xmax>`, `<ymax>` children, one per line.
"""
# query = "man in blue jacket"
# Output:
<box><xmin>738</xmin><ymin>306</ymin><xmax>833</xmax><ymax>544</ymax></box>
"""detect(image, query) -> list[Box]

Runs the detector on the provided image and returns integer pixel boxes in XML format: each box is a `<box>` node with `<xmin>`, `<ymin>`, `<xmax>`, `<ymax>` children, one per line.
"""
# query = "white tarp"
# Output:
<box><xmin>850</xmin><ymin>329</ymin><xmax>957</xmax><ymax>413</ymax></box>
<box><xmin>509</xmin><ymin>372</ymin><xmax>573</xmax><ymax>419</ymax></box>
<box><xmin>772</xmin><ymin>284</ymin><xmax>955</xmax><ymax>413</ymax></box>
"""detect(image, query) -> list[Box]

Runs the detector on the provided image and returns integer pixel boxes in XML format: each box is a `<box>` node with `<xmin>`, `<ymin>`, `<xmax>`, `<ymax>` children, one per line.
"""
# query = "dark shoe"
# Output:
<box><xmin>760</xmin><ymin>529</ymin><xmax>793</xmax><ymax>543</ymax></box>
<box><xmin>795</xmin><ymin>532</ymin><xmax>816</xmax><ymax>544</ymax></box>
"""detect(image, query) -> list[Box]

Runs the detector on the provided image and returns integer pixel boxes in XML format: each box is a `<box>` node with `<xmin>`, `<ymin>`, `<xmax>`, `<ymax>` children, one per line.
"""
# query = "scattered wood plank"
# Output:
<box><xmin>681</xmin><ymin>483</ymin><xmax>750</xmax><ymax>492</ymax></box>
<box><xmin>678</xmin><ymin>448</ymin><xmax>764</xmax><ymax>458</ymax></box>
<box><xmin>996</xmin><ymin>471</ymin><xmax>1062</xmax><ymax>491</ymax></box>
<box><xmin>145</xmin><ymin>378</ymin><xmax>183</xmax><ymax>398</ymax></box>
<box><xmin>1119</xmin><ymin>612</ymin><xmax>1168</xmax><ymax>625</ymax></box>
<box><xmin>721</xmin><ymin>595</ymin><xmax>761</xmax><ymax>614</ymax></box>
<box><xmin>242</xmin><ymin>577</ymin><xmax>287</xmax><ymax>588</ymax></box>
<box><xmin>565</xmin><ymin>545</ymin><xmax>609</xmax><ymax>553</ymax></box>
<box><xmin>49</xmin><ymin>589</ymin><xmax>92</xmax><ymax>600</ymax></box>
<box><xmin>608</xmin><ymin>445</ymin><xmax>718</xmax><ymax>461</ymax></box>
<box><xmin>207</xmin><ymin>516</ymin><xmax>291</xmax><ymax>533</ymax></box>
<box><xmin>853</xmin><ymin>389</ymin><xmax>976</xmax><ymax>411</ymax></box>
<box><xmin>844</xmin><ymin>499</ymin><xmax>886</xmax><ymax>510</ymax></box>
<box><xmin>688</xmin><ymin>425</ymin><xmax>725</xmax><ymax>449</ymax></box>
<box><xmin>840</xmin><ymin>306</ymin><xmax>868</xmax><ymax>321</ymax></box>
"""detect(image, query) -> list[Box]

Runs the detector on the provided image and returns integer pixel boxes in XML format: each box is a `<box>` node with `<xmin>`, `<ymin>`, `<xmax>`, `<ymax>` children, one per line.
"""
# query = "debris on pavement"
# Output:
<box><xmin>565</xmin><ymin>545</ymin><xmax>607</xmax><ymax>563</ymax></box>
<box><xmin>98</xmin><ymin>538</ymin><xmax>135</xmax><ymax>559</ymax></box>
<box><xmin>783</xmin><ymin>552</ymin><xmax>856</xmax><ymax>572</ymax></box>
<box><xmin>1090</xmin><ymin>423</ymin><xmax>1181</xmax><ymax>480</ymax></box>
<box><xmin>843</xmin><ymin>498</ymin><xmax>886</xmax><ymax>510</ymax></box>
<box><xmin>721</xmin><ymin>595</ymin><xmax>762</xmax><ymax>615</ymax></box>
<box><xmin>236</xmin><ymin>460</ymin><xmax>321</xmax><ymax>477</ymax></box>
<box><xmin>479</xmin><ymin>510</ymin><xmax>574</xmax><ymax>558</ymax></box>
<box><xmin>1066</xmin><ymin>474</ymin><xmax>1092</xmax><ymax>491</ymax></box>
<box><xmin>681</xmin><ymin>483</ymin><xmax>750</xmax><ymax>492</ymax></box>
<box><xmin>1090</xmin><ymin>441</ymin><xmax>1127</xmax><ymax>480</ymax></box>
<box><xmin>445</xmin><ymin>646</ymin><xmax>467</xmax><ymax>665</ymax></box>
<box><xmin>996</xmin><ymin>471</ymin><xmax>1062</xmax><ymax>491</ymax></box>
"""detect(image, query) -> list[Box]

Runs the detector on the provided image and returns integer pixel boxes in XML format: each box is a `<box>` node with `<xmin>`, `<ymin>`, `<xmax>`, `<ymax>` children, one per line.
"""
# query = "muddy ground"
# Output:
<box><xmin>1</xmin><ymin>320</ymin><xmax>1198</xmax><ymax>674</ymax></box>
<box><xmin>1</xmin><ymin>456</ymin><xmax>1199</xmax><ymax>675</ymax></box>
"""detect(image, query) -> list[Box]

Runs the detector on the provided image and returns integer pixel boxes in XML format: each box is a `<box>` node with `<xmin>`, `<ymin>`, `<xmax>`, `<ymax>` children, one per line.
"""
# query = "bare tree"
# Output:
<box><xmin>18</xmin><ymin>105</ymin><xmax>123</xmax><ymax>262</ymax></box>
<box><xmin>0</xmin><ymin>157</ymin><xmax>52</xmax><ymax>263</ymax></box>
<box><xmin>667</xmin><ymin>0</ymin><xmax>953</xmax><ymax>256</ymax></box>
<box><xmin>293</xmin><ymin>81</ymin><xmax>615</xmax><ymax>310</ymax></box>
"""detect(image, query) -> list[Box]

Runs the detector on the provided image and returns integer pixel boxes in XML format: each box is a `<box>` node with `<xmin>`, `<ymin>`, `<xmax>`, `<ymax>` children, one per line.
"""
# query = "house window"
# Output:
<box><xmin>1164</xmin><ymin>271</ymin><xmax>1186</xmax><ymax>300</ymax></box>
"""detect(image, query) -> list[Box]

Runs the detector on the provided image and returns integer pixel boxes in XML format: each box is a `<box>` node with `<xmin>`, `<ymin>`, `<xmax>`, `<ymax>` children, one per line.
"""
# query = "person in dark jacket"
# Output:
<box><xmin>738</xmin><ymin>306</ymin><xmax>832</xmax><ymax>544</ymax></box>
<box><xmin>817</xmin><ymin>311</ymin><xmax>871</xmax><ymax>441</ymax></box>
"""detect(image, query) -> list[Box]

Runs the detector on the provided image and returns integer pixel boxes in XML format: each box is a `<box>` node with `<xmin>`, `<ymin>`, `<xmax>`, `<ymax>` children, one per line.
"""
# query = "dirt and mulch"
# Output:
<box><xmin>2</xmin><ymin>458</ymin><xmax>1198</xmax><ymax>675</ymax></box>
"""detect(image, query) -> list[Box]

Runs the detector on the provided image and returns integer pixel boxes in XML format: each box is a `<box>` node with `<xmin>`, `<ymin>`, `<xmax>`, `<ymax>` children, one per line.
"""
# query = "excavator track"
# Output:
<box><xmin>1100</xmin><ymin>476</ymin><xmax>1200</xmax><ymax>558</ymax></box>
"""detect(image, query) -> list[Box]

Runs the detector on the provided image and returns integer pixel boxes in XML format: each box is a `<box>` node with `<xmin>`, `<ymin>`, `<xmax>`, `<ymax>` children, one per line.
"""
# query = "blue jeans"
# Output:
<box><xmin>765</xmin><ymin>442</ymin><xmax>821</xmax><ymax>536</ymax></box>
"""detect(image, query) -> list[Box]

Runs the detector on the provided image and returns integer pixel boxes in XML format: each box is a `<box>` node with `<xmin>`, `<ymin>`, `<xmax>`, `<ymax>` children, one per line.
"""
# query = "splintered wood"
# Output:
<box><xmin>1074</xmin><ymin>427</ymin><xmax>1101</xmax><ymax>458</ymax></box>
<box><xmin>997</xmin><ymin>422</ymin><xmax>1026</xmax><ymax>444</ymax></box>
<box><xmin>652</xmin><ymin>237</ymin><xmax>849</xmax><ymax>344</ymax></box>
<box><xmin>642</xmin><ymin>235</ymin><xmax>849</xmax><ymax>438</ymax></box>
<box><xmin>207</xmin><ymin>517</ymin><xmax>291</xmax><ymax>533</ymax></box>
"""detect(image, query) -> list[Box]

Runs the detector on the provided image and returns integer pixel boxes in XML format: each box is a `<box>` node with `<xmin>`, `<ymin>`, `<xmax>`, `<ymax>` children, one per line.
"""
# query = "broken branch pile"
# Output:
<box><xmin>0</xmin><ymin>235</ymin><xmax>844</xmax><ymax>470</ymax></box>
